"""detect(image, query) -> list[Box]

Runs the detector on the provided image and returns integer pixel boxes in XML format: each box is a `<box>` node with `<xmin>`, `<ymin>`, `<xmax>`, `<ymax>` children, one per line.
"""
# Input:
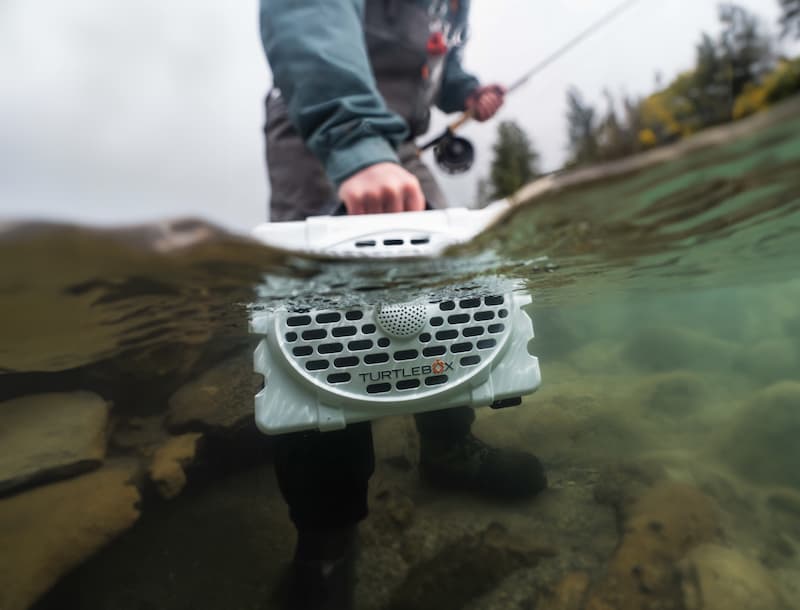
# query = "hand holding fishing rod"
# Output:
<box><xmin>426</xmin><ymin>84</ymin><xmax>508</xmax><ymax>175</ymax></box>
<box><xmin>465</xmin><ymin>84</ymin><xmax>508</xmax><ymax>122</ymax></box>
<box><xmin>421</xmin><ymin>0</ymin><xmax>643</xmax><ymax>174</ymax></box>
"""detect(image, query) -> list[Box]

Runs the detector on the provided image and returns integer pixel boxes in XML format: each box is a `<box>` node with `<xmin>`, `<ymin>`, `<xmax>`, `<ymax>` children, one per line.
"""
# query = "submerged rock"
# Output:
<box><xmin>593</xmin><ymin>461</ymin><xmax>666</xmax><ymax>520</ymax></box>
<box><xmin>386</xmin><ymin>522</ymin><xmax>554</xmax><ymax>610</ymax></box>
<box><xmin>148</xmin><ymin>433</ymin><xmax>204</xmax><ymax>499</ymax></box>
<box><xmin>622</xmin><ymin>326</ymin><xmax>735</xmax><ymax>373</ymax></box>
<box><xmin>678</xmin><ymin>544</ymin><xmax>786</xmax><ymax>610</ymax></box>
<box><xmin>537</xmin><ymin>571</ymin><xmax>591</xmax><ymax>610</ymax></box>
<box><xmin>734</xmin><ymin>338</ymin><xmax>799</xmax><ymax>386</ymax></box>
<box><xmin>566</xmin><ymin>340</ymin><xmax>624</xmax><ymax>375</ymax></box>
<box><xmin>586</xmin><ymin>481</ymin><xmax>720</xmax><ymax>610</ymax></box>
<box><xmin>767</xmin><ymin>488</ymin><xmax>800</xmax><ymax>518</ymax></box>
<box><xmin>0</xmin><ymin>461</ymin><xmax>141</xmax><ymax>610</ymax></box>
<box><xmin>636</xmin><ymin>371</ymin><xmax>708</xmax><ymax>417</ymax></box>
<box><xmin>166</xmin><ymin>350</ymin><xmax>263</xmax><ymax>433</ymax></box>
<box><xmin>719</xmin><ymin>381</ymin><xmax>800</xmax><ymax>488</ymax></box>
<box><xmin>0</xmin><ymin>392</ymin><xmax>109</xmax><ymax>495</ymax></box>
<box><xmin>110</xmin><ymin>414</ymin><xmax>169</xmax><ymax>454</ymax></box>
<box><xmin>373</xmin><ymin>487</ymin><xmax>415</xmax><ymax>531</ymax></box>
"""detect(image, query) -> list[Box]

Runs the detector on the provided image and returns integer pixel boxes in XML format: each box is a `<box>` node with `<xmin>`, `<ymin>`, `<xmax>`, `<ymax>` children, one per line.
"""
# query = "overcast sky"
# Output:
<box><xmin>0</xmin><ymin>0</ymin><xmax>795</xmax><ymax>232</ymax></box>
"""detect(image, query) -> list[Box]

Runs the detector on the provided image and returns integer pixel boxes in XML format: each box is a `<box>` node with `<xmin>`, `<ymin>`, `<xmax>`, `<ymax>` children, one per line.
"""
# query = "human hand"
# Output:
<box><xmin>337</xmin><ymin>162</ymin><xmax>426</xmax><ymax>215</ymax></box>
<box><xmin>465</xmin><ymin>84</ymin><xmax>506</xmax><ymax>122</ymax></box>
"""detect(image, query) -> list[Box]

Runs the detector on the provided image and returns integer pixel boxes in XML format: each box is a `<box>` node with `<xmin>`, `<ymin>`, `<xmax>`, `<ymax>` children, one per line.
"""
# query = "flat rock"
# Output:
<box><xmin>0</xmin><ymin>462</ymin><xmax>141</xmax><ymax>610</ymax></box>
<box><xmin>0</xmin><ymin>392</ymin><xmax>109</xmax><ymax>495</ymax></box>
<box><xmin>679</xmin><ymin>544</ymin><xmax>786</xmax><ymax>610</ymax></box>
<box><xmin>148</xmin><ymin>433</ymin><xmax>203</xmax><ymax>499</ymax></box>
<box><xmin>166</xmin><ymin>350</ymin><xmax>263</xmax><ymax>432</ymax></box>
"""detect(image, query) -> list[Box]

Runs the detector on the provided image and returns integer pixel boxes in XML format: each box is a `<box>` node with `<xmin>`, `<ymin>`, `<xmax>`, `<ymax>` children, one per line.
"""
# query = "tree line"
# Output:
<box><xmin>481</xmin><ymin>1</ymin><xmax>800</xmax><ymax>203</ymax></box>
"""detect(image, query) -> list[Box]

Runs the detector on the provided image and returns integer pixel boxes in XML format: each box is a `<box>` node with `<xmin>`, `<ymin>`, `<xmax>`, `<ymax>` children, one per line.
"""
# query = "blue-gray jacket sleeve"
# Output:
<box><xmin>260</xmin><ymin>0</ymin><xmax>409</xmax><ymax>186</ymax></box>
<box><xmin>436</xmin><ymin>2</ymin><xmax>480</xmax><ymax>113</ymax></box>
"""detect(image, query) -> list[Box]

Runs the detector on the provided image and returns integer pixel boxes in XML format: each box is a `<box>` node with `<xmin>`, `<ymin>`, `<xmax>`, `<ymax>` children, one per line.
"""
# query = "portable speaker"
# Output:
<box><xmin>249</xmin><ymin>203</ymin><xmax>541</xmax><ymax>434</ymax></box>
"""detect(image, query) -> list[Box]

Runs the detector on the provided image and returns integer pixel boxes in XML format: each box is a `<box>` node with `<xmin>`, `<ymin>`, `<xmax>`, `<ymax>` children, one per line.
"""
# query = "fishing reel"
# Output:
<box><xmin>432</xmin><ymin>130</ymin><xmax>475</xmax><ymax>175</ymax></box>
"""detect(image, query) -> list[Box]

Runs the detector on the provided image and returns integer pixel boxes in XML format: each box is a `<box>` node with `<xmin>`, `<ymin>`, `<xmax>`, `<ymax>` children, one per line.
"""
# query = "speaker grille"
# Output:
<box><xmin>275</xmin><ymin>295</ymin><xmax>512</xmax><ymax>400</ymax></box>
<box><xmin>376</xmin><ymin>304</ymin><xmax>427</xmax><ymax>337</ymax></box>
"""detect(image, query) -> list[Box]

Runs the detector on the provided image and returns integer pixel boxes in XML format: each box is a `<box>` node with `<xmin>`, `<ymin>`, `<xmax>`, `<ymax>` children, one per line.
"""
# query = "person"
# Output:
<box><xmin>258</xmin><ymin>1</ymin><xmax>547</xmax><ymax>607</ymax></box>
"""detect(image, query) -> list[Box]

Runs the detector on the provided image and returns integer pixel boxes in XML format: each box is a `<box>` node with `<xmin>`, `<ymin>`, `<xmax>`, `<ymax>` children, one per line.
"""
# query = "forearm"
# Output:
<box><xmin>260</xmin><ymin>0</ymin><xmax>409</xmax><ymax>185</ymax></box>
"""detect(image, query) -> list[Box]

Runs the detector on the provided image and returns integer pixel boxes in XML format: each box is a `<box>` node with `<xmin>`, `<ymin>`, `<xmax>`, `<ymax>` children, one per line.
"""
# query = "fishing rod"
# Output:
<box><xmin>422</xmin><ymin>0</ymin><xmax>645</xmax><ymax>174</ymax></box>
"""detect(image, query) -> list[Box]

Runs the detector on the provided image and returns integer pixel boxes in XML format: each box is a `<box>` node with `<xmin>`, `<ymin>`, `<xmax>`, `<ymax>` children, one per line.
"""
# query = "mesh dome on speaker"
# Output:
<box><xmin>376</xmin><ymin>304</ymin><xmax>427</xmax><ymax>337</ymax></box>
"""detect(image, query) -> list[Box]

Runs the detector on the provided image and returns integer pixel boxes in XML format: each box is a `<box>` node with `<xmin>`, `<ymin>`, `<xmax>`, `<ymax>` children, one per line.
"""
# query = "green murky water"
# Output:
<box><xmin>1</xmin><ymin>99</ymin><xmax>799</xmax><ymax>610</ymax></box>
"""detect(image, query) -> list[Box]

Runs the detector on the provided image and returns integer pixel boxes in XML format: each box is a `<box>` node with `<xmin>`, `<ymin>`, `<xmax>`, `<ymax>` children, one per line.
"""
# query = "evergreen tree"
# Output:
<box><xmin>718</xmin><ymin>4</ymin><xmax>775</xmax><ymax>98</ymax></box>
<box><xmin>779</xmin><ymin>0</ymin><xmax>800</xmax><ymax>38</ymax></box>
<box><xmin>565</xmin><ymin>87</ymin><xmax>598</xmax><ymax>166</ymax></box>
<box><xmin>621</xmin><ymin>95</ymin><xmax>645</xmax><ymax>153</ymax></box>
<box><xmin>488</xmin><ymin>121</ymin><xmax>540</xmax><ymax>199</ymax></box>
<box><xmin>691</xmin><ymin>32</ymin><xmax>733</xmax><ymax>126</ymax></box>
<box><xmin>595</xmin><ymin>90</ymin><xmax>643</xmax><ymax>161</ymax></box>
<box><xmin>595</xmin><ymin>91</ymin><xmax>624</xmax><ymax>161</ymax></box>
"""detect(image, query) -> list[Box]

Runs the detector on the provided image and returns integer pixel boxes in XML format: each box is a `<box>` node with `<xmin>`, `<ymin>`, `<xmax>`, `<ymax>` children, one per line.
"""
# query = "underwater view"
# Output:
<box><xmin>3</xmin><ymin>1</ymin><xmax>800</xmax><ymax>609</ymax></box>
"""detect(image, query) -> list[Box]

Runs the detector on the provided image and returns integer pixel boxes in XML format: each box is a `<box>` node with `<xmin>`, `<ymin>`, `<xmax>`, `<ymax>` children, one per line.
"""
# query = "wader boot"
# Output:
<box><xmin>284</xmin><ymin>526</ymin><xmax>359</xmax><ymax>610</ymax></box>
<box><xmin>416</xmin><ymin>408</ymin><xmax>547</xmax><ymax>499</ymax></box>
